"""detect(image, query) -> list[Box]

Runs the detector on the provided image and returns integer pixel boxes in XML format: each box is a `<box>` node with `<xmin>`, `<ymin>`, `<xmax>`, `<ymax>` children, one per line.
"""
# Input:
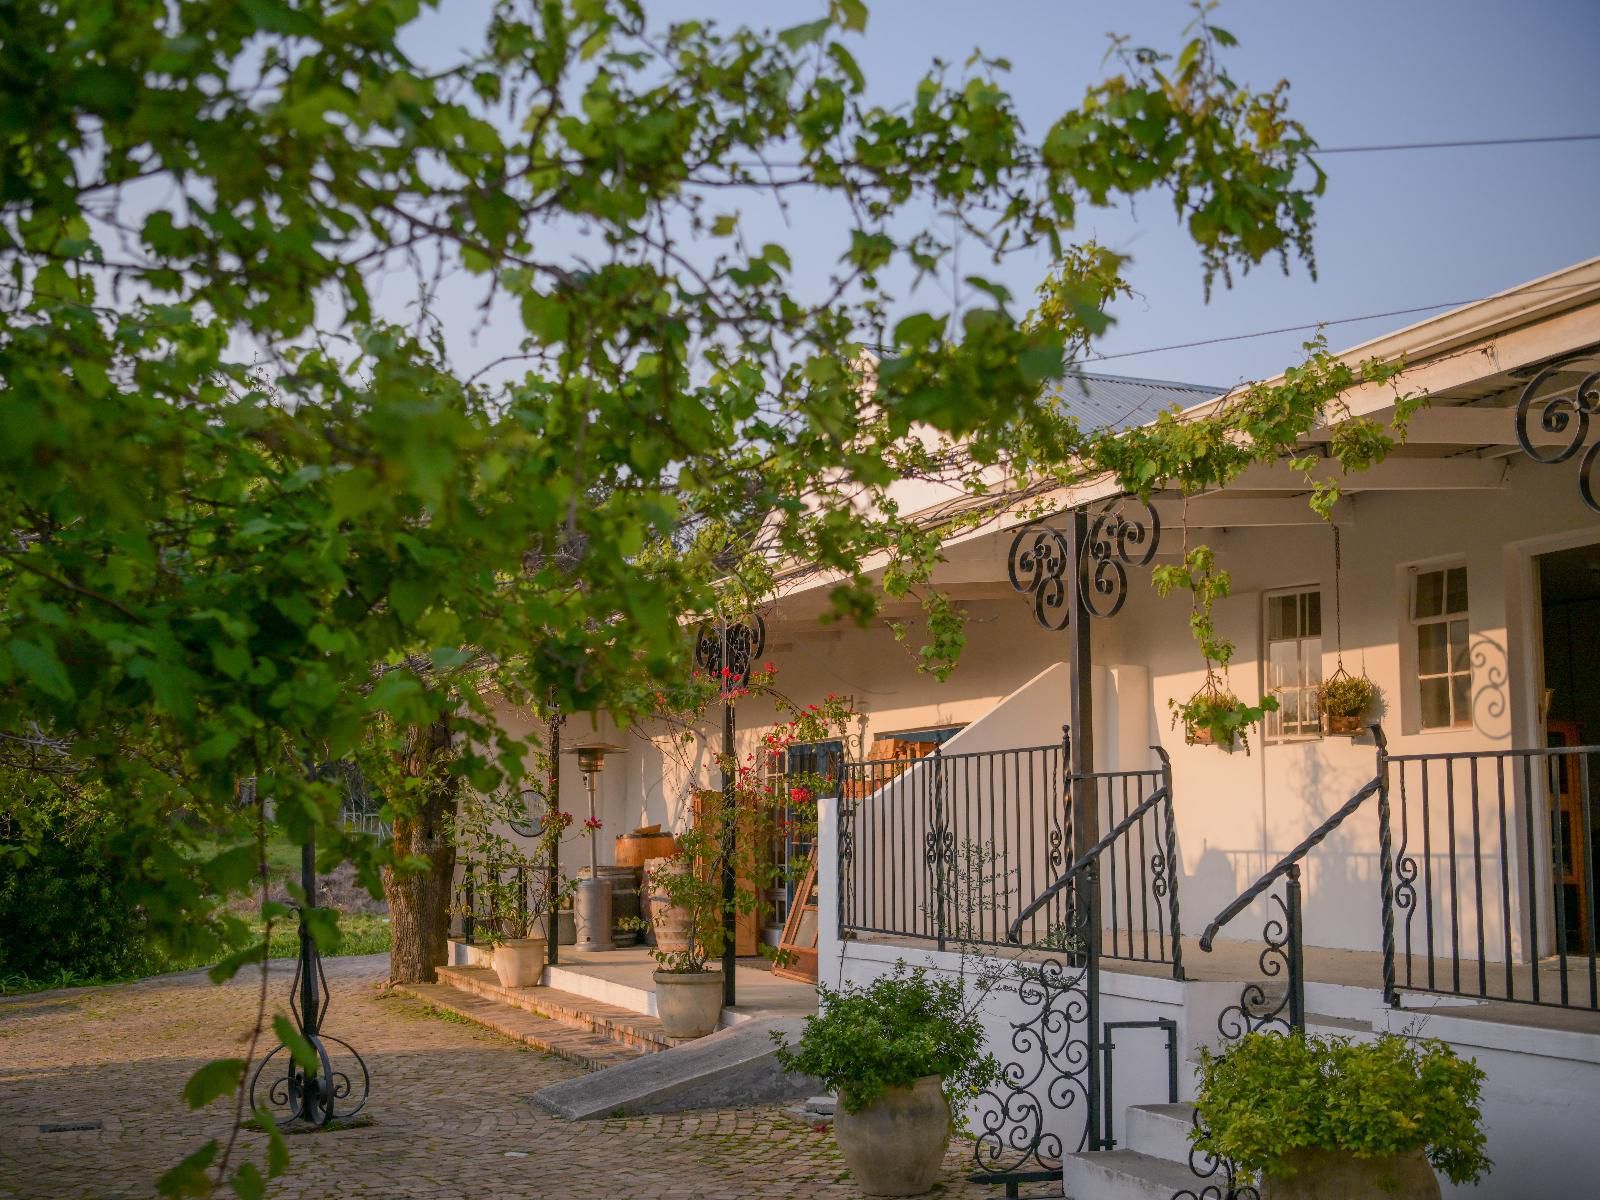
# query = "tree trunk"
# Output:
<box><xmin>382</xmin><ymin>716</ymin><xmax>459</xmax><ymax>984</ymax></box>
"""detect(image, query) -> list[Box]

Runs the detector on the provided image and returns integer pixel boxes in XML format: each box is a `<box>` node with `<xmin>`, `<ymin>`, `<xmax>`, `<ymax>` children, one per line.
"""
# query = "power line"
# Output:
<box><xmin>1080</xmin><ymin>282</ymin><xmax>1596</xmax><ymax>365</ymax></box>
<box><xmin>1310</xmin><ymin>133</ymin><xmax>1600</xmax><ymax>154</ymax></box>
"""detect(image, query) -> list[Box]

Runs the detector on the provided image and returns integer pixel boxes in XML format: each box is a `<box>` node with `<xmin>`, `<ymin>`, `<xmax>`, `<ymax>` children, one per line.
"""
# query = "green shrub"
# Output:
<box><xmin>0</xmin><ymin>788</ymin><xmax>155</xmax><ymax>983</ymax></box>
<box><xmin>772</xmin><ymin>964</ymin><xmax>1000</xmax><ymax>1117</ymax></box>
<box><xmin>1317</xmin><ymin>673</ymin><xmax>1379</xmax><ymax>718</ymax></box>
<box><xmin>1195</xmin><ymin>1032</ymin><xmax>1491</xmax><ymax>1185</ymax></box>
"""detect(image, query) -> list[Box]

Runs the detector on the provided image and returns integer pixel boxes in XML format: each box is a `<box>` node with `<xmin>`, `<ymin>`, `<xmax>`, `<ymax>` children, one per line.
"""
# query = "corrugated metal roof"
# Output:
<box><xmin>1046</xmin><ymin>371</ymin><xmax>1223</xmax><ymax>433</ymax></box>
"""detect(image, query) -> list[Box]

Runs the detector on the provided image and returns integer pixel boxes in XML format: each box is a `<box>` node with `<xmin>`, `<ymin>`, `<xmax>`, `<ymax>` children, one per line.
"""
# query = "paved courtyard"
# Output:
<box><xmin>0</xmin><ymin>955</ymin><xmax>1034</xmax><ymax>1200</ymax></box>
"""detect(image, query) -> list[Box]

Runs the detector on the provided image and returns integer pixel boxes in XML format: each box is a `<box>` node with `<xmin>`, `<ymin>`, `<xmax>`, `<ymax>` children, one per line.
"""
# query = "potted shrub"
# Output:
<box><xmin>635</xmin><ymin>820</ymin><xmax>729</xmax><ymax>1038</ymax></box>
<box><xmin>772</xmin><ymin>966</ymin><xmax>1000</xmax><ymax>1197</ymax></box>
<box><xmin>454</xmin><ymin>785</ymin><xmax>574</xmax><ymax>989</ymax></box>
<box><xmin>1318</xmin><ymin>671</ymin><xmax>1379</xmax><ymax>736</ymax></box>
<box><xmin>1194</xmin><ymin>1032</ymin><xmax>1491</xmax><ymax>1200</ymax></box>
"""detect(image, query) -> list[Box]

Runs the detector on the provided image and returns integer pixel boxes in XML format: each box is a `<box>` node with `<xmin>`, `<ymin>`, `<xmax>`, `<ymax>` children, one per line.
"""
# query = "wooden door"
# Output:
<box><xmin>1548</xmin><ymin>720</ymin><xmax>1591</xmax><ymax>953</ymax></box>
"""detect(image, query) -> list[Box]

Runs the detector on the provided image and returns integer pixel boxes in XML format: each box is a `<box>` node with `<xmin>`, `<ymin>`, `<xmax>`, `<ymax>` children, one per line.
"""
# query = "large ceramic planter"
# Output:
<box><xmin>834</xmin><ymin>1075</ymin><xmax>951</xmax><ymax>1197</ymax></box>
<box><xmin>644</xmin><ymin>857</ymin><xmax>691</xmax><ymax>952</ymax></box>
<box><xmin>491</xmin><ymin>937</ymin><xmax>547</xmax><ymax>989</ymax></box>
<box><xmin>653</xmin><ymin>969</ymin><xmax>723</xmax><ymax>1038</ymax></box>
<box><xmin>1265</xmin><ymin>1147</ymin><xmax>1440</xmax><ymax>1200</ymax></box>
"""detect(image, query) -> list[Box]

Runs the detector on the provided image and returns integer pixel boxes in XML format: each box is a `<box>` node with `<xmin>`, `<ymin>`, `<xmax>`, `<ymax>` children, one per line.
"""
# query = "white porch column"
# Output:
<box><xmin>816</xmin><ymin>790</ymin><xmax>841</xmax><ymax>988</ymax></box>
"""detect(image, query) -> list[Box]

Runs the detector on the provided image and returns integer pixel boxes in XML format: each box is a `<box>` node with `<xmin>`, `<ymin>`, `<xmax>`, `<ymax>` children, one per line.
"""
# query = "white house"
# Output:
<box><xmin>470</xmin><ymin>258</ymin><xmax>1600</xmax><ymax>1199</ymax></box>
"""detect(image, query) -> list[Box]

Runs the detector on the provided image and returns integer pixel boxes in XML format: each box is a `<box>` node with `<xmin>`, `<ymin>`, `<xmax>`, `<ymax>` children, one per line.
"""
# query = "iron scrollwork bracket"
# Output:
<box><xmin>1006</xmin><ymin>499</ymin><xmax>1161</xmax><ymax>630</ymax></box>
<box><xmin>1514</xmin><ymin>366</ymin><xmax>1600</xmax><ymax>513</ymax></box>
<box><xmin>694</xmin><ymin>614</ymin><xmax>767</xmax><ymax>690</ymax></box>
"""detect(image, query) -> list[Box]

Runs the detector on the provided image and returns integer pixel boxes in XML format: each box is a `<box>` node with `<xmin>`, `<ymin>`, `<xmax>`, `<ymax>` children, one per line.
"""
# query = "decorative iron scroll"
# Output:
<box><xmin>1514</xmin><ymin>366</ymin><xmax>1600</xmax><ymax>513</ymax></box>
<box><xmin>694</xmin><ymin>615</ymin><xmax>767</xmax><ymax>688</ymax></box>
<box><xmin>971</xmin><ymin>952</ymin><xmax>1095</xmax><ymax>1181</ymax></box>
<box><xmin>1006</xmin><ymin>498</ymin><xmax>1161</xmax><ymax>629</ymax></box>
<box><xmin>1082</xmin><ymin>500</ymin><xmax>1160</xmax><ymax>619</ymax></box>
<box><xmin>1213</xmin><ymin>890</ymin><xmax>1296</xmax><ymax>1042</ymax></box>
<box><xmin>1007</xmin><ymin>525</ymin><xmax>1074</xmax><ymax>630</ymax></box>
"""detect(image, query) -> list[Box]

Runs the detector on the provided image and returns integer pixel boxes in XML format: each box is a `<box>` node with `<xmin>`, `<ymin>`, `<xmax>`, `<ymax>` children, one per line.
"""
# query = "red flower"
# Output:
<box><xmin>790</xmin><ymin>786</ymin><xmax>813</xmax><ymax>805</ymax></box>
<box><xmin>583</xmin><ymin>816</ymin><xmax>603</xmax><ymax>832</ymax></box>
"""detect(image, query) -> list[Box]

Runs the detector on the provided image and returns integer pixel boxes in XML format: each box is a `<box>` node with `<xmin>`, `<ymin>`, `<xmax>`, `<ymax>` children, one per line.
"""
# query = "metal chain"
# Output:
<box><xmin>1333</xmin><ymin>524</ymin><xmax>1345</xmax><ymax>669</ymax></box>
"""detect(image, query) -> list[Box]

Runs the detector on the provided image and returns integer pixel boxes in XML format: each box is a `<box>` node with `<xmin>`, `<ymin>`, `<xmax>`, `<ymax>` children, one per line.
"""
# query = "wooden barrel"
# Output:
<box><xmin>615</xmin><ymin>832</ymin><xmax>678</xmax><ymax>870</ymax></box>
<box><xmin>643</xmin><ymin>856</ymin><xmax>691</xmax><ymax>953</ymax></box>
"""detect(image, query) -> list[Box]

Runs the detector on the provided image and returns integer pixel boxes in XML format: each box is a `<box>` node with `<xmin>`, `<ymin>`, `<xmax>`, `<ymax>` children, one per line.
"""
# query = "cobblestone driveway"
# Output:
<box><xmin>0</xmin><ymin>955</ymin><xmax>1034</xmax><ymax>1200</ymax></box>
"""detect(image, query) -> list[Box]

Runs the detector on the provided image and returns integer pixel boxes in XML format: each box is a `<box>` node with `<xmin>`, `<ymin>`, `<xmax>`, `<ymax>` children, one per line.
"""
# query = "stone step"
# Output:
<box><xmin>1119</xmin><ymin>1102</ymin><xmax>1196</xmax><ymax>1162</ymax></box>
<box><xmin>1062</xmin><ymin>1148</ymin><xmax>1215</xmax><ymax>1200</ymax></box>
<box><xmin>435</xmin><ymin>965</ymin><xmax>684</xmax><ymax>1053</ymax></box>
<box><xmin>393</xmin><ymin>981</ymin><xmax>646</xmax><ymax>1072</ymax></box>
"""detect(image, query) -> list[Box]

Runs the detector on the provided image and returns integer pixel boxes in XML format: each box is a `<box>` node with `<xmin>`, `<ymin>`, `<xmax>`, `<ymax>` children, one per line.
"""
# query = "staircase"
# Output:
<box><xmin>1064</xmin><ymin>1102</ymin><xmax>1206</xmax><ymax>1200</ymax></box>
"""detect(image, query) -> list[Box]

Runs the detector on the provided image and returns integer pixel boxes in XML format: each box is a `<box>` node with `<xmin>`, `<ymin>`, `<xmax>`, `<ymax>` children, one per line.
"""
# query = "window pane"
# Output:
<box><xmin>1268</xmin><ymin>640</ymin><xmax>1301</xmax><ymax>689</ymax></box>
<box><xmin>1418</xmin><ymin>622</ymin><xmax>1448</xmax><ymax>674</ymax></box>
<box><xmin>1301</xmin><ymin>636</ymin><xmax>1323</xmax><ymax>685</ymax></box>
<box><xmin>1268</xmin><ymin>595</ymin><xmax>1297</xmax><ymax>640</ymax></box>
<box><xmin>1414</xmin><ymin>570</ymin><xmax>1444</xmax><ymax>619</ymax></box>
<box><xmin>1449</xmin><ymin>619</ymin><xmax>1470</xmax><ymax>673</ymax></box>
<box><xmin>1305</xmin><ymin>591</ymin><xmax>1322</xmax><ymax>637</ymax></box>
<box><xmin>1280</xmin><ymin>690</ymin><xmax>1302</xmax><ymax>727</ymax></box>
<box><xmin>1446</xmin><ymin>566</ymin><xmax>1469</xmax><ymax>615</ymax></box>
<box><xmin>1451</xmin><ymin>675</ymin><xmax>1472</xmax><ymax>727</ymax></box>
<box><xmin>1420</xmin><ymin>677</ymin><xmax>1451</xmax><ymax>728</ymax></box>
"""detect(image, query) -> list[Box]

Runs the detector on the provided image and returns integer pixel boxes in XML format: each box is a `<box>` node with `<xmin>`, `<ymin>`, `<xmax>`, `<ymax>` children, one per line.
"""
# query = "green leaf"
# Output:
<box><xmin>9</xmin><ymin>639</ymin><xmax>73</xmax><ymax>701</ymax></box>
<box><xmin>158</xmin><ymin>1140</ymin><xmax>219</xmax><ymax>1197</ymax></box>
<box><xmin>273</xmin><ymin>1014</ymin><xmax>320</xmax><ymax>1073</ymax></box>
<box><xmin>229</xmin><ymin>1162</ymin><xmax>266</xmax><ymax>1200</ymax></box>
<box><xmin>778</xmin><ymin>18</ymin><xmax>830</xmax><ymax>49</ymax></box>
<box><xmin>183</xmin><ymin>1058</ymin><xmax>246</xmax><ymax>1110</ymax></box>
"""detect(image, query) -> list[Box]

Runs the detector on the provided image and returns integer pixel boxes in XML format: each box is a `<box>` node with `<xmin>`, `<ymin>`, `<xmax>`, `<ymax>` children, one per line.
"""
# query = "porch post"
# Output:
<box><xmin>546</xmin><ymin>709</ymin><xmax>562</xmax><ymax>967</ymax></box>
<box><xmin>1064</xmin><ymin>507</ymin><xmax>1102</xmax><ymax>1149</ymax></box>
<box><xmin>721</xmin><ymin>687</ymin><xmax>737</xmax><ymax>1007</ymax></box>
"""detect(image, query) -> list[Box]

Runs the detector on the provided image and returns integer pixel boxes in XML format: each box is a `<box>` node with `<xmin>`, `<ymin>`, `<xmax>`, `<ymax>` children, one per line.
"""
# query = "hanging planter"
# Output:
<box><xmin>1170</xmin><ymin>672</ymin><xmax>1272</xmax><ymax>754</ymax></box>
<box><xmin>1318</xmin><ymin>666</ymin><xmax>1379</xmax><ymax>737</ymax></box>
<box><xmin>1319</xmin><ymin>528</ymin><xmax>1379</xmax><ymax>736</ymax></box>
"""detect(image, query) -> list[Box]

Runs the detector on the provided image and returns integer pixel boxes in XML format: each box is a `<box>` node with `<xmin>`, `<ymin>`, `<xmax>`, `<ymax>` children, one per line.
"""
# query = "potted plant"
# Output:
<box><xmin>1318</xmin><ymin>671</ymin><xmax>1379</xmax><ymax>736</ymax></box>
<box><xmin>1194</xmin><ymin>1032</ymin><xmax>1491</xmax><ymax>1200</ymax></box>
<box><xmin>1170</xmin><ymin>672</ymin><xmax>1277</xmax><ymax>754</ymax></box>
<box><xmin>634</xmin><ymin>821</ymin><xmax>729</xmax><ymax>1038</ymax></box>
<box><xmin>454</xmin><ymin>786</ymin><xmax>574</xmax><ymax>989</ymax></box>
<box><xmin>772</xmin><ymin>965</ymin><xmax>1000</xmax><ymax>1197</ymax></box>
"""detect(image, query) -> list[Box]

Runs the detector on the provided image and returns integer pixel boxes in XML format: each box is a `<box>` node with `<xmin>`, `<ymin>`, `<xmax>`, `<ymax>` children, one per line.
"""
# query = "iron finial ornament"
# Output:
<box><xmin>1513</xmin><ymin>365</ymin><xmax>1600</xmax><ymax>512</ymax></box>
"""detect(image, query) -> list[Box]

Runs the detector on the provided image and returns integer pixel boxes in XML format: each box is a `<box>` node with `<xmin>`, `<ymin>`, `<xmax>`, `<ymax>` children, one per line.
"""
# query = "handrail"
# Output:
<box><xmin>1199</xmin><ymin>724</ymin><xmax>1387</xmax><ymax>952</ymax></box>
<box><xmin>1007</xmin><ymin>747</ymin><xmax>1171</xmax><ymax>944</ymax></box>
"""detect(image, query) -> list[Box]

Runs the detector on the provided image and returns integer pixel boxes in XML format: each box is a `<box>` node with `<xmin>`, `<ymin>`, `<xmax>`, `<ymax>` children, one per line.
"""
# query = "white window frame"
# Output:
<box><xmin>1262</xmin><ymin>585</ymin><xmax>1324</xmax><ymax>742</ymax></box>
<box><xmin>1408</xmin><ymin>559</ymin><xmax>1472</xmax><ymax>731</ymax></box>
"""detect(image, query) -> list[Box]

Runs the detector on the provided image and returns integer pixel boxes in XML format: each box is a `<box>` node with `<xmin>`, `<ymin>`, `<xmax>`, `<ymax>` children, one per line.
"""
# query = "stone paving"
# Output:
<box><xmin>0</xmin><ymin>954</ymin><xmax>1054</xmax><ymax>1199</ymax></box>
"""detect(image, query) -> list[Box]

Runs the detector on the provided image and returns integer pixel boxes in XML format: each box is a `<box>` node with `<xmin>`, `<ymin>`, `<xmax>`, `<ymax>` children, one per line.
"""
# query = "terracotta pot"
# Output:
<box><xmin>644</xmin><ymin>857</ymin><xmax>692</xmax><ymax>953</ymax></box>
<box><xmin>653</xmin><ymin>969</ymin><xmax>724</xmax><ymax>1038</ymax></box>
<box><xmin>1324</xmin><ymin>712</ymin><xmax>1365</xmax><ymax>736</ymax></box>
<box><xmin>491</xmin><ymin>937</ymin><xmax>547</xmax><ymax>988</ymax></box>
<box><xmin>1265</xmin><ymin>1146</ymin><xmax>1440</xmax><ymax>1199</ymax></box>
<box><xmin>834</xmin><ymin>1075</ymin><xmax>951</xmax><ymax>1197</ymax></box>
<box><xmin>1187</xmin><ymin>724</ymin><xmax>1216</xmax><ymax>746</ymax></box>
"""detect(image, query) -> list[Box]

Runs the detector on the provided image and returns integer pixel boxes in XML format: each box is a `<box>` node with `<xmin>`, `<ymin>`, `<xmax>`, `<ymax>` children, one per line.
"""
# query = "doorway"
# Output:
<box><xmin>1537</xmin><ymin>543</ymin><xmax>1600</xmax><ymax>953</ymax></box>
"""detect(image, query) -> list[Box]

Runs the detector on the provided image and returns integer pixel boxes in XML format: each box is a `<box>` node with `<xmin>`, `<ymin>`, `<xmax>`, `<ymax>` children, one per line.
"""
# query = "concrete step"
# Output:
<box><xmin>1063</xmin><ymin>1147</ymin><xmax>1216</xmax><ymax>1200</ymax></box>
<box><xmin>393</xmin><ymin>981</ymin><xmax>647</xmax><ymax>1072</ymax></box>
<box><xmin>435</xmin><ymin>965</ymin><xmax>683</xmax><ymax>1053</ymax></box>
<box><xmin>533</xmin><ymin>1016</ymin><xmax>818</xmax><ymax>1120</ymax></box>
<box><xmin>1119</xmin><ymin>1102</ymin><xmax>1196</xmax><ymax>1162</ymax></box>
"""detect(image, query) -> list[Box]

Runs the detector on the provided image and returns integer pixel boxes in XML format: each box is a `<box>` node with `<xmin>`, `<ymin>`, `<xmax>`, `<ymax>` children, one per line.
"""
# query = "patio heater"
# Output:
<box><xmin>566</xmin><ymin>741</ymin><xmax>626</xmax><ymax>952</ymax></box>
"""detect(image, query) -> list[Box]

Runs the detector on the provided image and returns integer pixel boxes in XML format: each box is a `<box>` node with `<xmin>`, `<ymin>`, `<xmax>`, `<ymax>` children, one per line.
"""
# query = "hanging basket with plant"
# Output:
<box><xmin>1317</xmin><ymin>665</ymin><xmax>1379</xmax><ymax>736</ymax></box>
<box><xmin>1170</xmin><ymin>672</ymin><xmax>1277</xmax><ymax>754</ymax></box>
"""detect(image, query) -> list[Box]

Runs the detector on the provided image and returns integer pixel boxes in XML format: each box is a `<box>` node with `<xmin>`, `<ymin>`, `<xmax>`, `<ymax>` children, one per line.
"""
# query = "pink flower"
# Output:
<box><xmin>583</xmin><ymin>816</ymin><xmax>603</xmax><ymax>832</ymax></box>
<box><xmin>790</xmin><ymin>786</ymin><xmax>813</xmax><ymax>805</ymax></box>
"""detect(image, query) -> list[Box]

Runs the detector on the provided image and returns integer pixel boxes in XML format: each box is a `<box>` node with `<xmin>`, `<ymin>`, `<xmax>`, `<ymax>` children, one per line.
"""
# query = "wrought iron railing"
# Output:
<box><xmin>839</xmin><ymin>742</ymin><xmax>1069</xmax><ymax>950</ymax></box>
<box><xmin>1008</xmin><ymin>747</ymin><xmax>1182</xmax><ymax>977</ymax></box>
<box><xmin>451</xmin><ymin>857</ymin><xmax>544</xmax><ymax>945</ymax></box>
<box><xmin>1385</xmin><ymin>742</ymin><xmax>1599</xmax><ymax>1011</ymax></box>
<box><xmin>838</xmin><ymin>736</ymin><xmax>1183</xmax><ymax>969</ymax></box>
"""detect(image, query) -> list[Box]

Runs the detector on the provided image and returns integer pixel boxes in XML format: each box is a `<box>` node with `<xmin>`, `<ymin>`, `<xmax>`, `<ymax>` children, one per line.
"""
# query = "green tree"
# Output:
<box><xmin>0</xmin><ymin>1</ymin><xmax>1390</xmax><ymax>1192</ymax></box>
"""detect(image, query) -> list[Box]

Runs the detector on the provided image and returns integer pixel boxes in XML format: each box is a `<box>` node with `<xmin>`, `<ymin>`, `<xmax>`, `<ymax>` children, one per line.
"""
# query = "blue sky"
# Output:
<box><xmin>398</xmin><ymin>0</ymin><xmax>1599</xmax><ymax>391</ymax></box>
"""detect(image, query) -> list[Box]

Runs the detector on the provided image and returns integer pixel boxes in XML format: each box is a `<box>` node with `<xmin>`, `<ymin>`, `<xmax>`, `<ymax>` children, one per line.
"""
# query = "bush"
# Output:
<box><xmin>0</xmin><ymin>787</ymin><xmax>154</xmax><ymax>984</ymax></box>
<box><xmin>772</xmin><ymin>964</ymin><xmax>1000</xmax><ymax>1117</ymax></box>
<box><xmin>1195</xmin><ymin>1032</ymin><xmax>1491</xmax><ymax>1185</ymax></box>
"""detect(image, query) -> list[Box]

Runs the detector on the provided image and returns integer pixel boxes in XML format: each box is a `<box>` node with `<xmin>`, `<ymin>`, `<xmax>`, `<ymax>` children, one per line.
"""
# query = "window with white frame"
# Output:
<box><xmin>1411</xmin><ymin>563</ymin><xmax>1471</xmax><ymax>729</ymax></box>
<box><xmin>1264</xmin><ymin>588</ymin><xmax>1323</xmax><ymax>739</ymax></box>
